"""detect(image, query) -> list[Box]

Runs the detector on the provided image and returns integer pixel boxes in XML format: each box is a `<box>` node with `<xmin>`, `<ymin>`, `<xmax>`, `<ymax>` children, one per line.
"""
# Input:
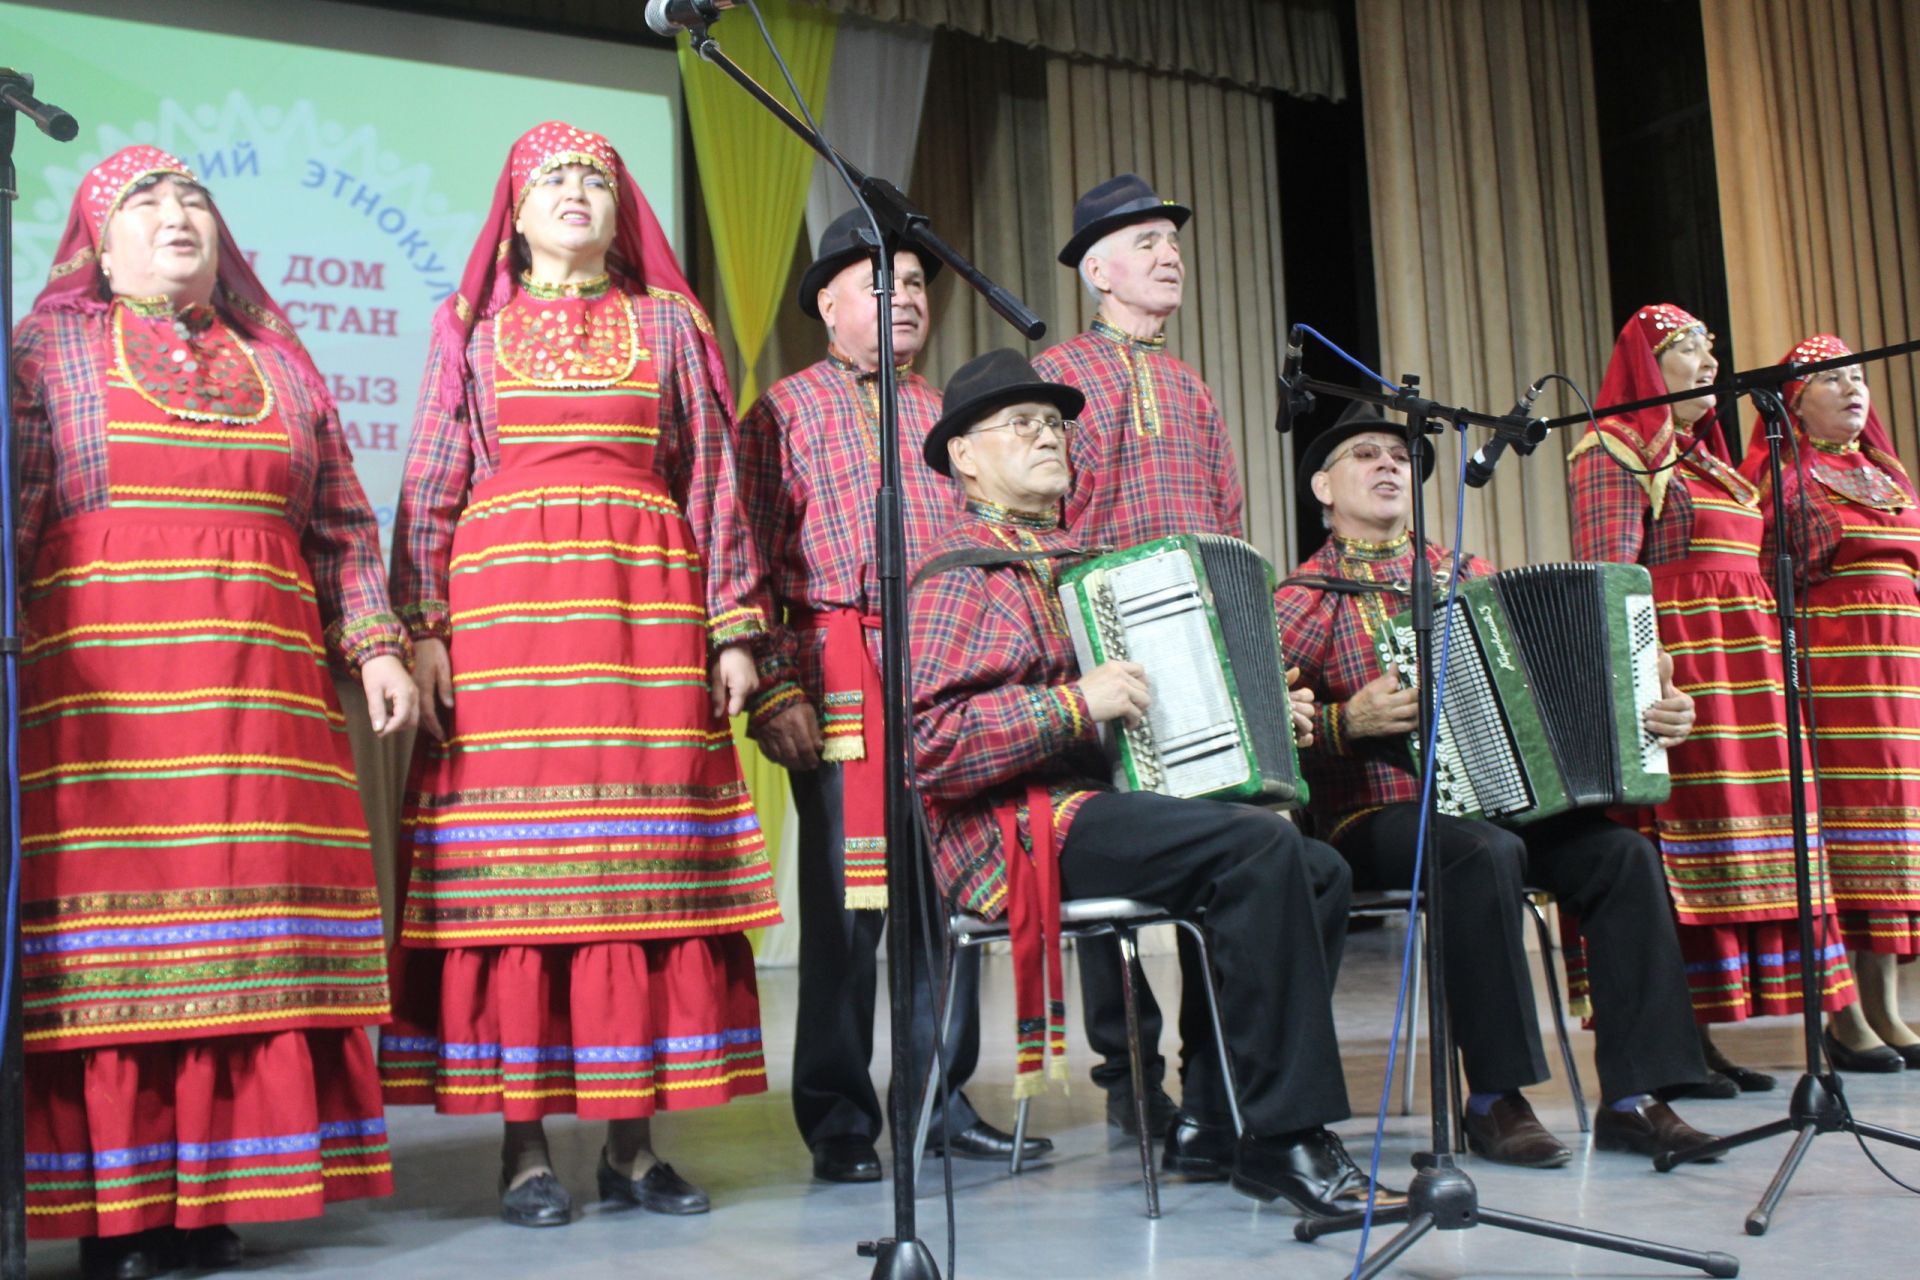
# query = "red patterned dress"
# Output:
<box><xmin>381</xmin><ymin>276</ymin><xmax>780</xmax><ymax>1119</ymax></box>
<box><xmin>1571</xmin><ymin>434</ymin><xmax>1853</xmax><ymax>1018</ymax></box>
<box><xmin>1755</xmin><ymin>438</ymin><xmax>1920</xmax><ymax>956</ymax></box>
<box><xmin>12</xmin><ymin>297</ymin><xmax>400</xmax><ymax>1237</ymax></box>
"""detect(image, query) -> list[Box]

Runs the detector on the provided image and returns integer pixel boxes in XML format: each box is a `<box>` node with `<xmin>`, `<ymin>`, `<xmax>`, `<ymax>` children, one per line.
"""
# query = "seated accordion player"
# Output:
<box><xmin>1057</xmin><ymin>534</ymin><xmax>1307</xmax><ymax>806</ymax></box>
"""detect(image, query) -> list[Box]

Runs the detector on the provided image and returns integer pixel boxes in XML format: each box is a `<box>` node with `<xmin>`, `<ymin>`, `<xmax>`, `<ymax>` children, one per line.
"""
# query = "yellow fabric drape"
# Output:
<box><xmin>679</xmin><ymin>0</ymin><xmax>839</xmax><ymax>411</ymax></box>
<box><xmin>1355</xmin><ymin>0</ymin><xmax>1613</xmax><ymax>570</ymax></box>
<box><xmin>1701</xmin><ymin>0</ymin><xmax>1920</xmax><ymax>468</ymax></box>
<box><xmin>681</xmin><ymin>1</ymin><xmax>836</xmax><ymax>953</ymax></box>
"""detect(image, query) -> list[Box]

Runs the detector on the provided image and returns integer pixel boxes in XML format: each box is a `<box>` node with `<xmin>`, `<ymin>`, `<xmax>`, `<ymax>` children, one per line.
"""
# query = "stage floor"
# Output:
<box><xmin>26</xmin><ymin>923</ymin><xmax>1920</xmax><ymax>1280</ymax></box>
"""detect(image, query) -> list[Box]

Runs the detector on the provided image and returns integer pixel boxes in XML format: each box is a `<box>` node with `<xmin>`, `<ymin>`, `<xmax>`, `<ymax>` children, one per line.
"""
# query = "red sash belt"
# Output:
<box><xmin>806</xmin><ymin>607</ymin><xmax>888</xmax><ymax>909</ymax></box>
<box><xmin>998</xmin><ymin>785</ymin><xmax>1068</xmax><ymax>1098</ymax></box>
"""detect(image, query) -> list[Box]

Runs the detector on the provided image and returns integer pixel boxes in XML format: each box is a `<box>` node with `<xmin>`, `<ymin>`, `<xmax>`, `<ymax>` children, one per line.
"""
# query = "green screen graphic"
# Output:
<box><xmin>4</xmin><ymin>0</ymin><xmax>680</xmax><ymax>548</ymax></box>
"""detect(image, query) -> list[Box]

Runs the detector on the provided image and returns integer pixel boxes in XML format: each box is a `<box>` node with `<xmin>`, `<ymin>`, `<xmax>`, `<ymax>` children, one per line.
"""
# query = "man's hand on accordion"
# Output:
<box><xmin>1079</xmin><ymin>660</ymin><xmax>1152</xmax><ymax>729</ymax></box>
<box><xmin>1642</xmin><ymin>646</ymin><xmax>1696</xmax><ymax>749</ymax></box>
<box><xmin>1343</xmin><ymin>668</ymin><xmax>1420</xmax><ymax>739</ymax></box>
<box><xmin>1287</xmin><ymin>665</ymin><xmax>1317</xmax><ymax>749</ymax></box>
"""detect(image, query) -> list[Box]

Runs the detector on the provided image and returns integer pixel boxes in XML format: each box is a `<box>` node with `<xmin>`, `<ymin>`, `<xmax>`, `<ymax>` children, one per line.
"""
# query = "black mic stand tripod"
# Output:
<box><xmin>1278</xmin><ymin>360</ymin><xmax>1739</xmax><ymax>1279</ymax></box>
<box><xmin>1532</xmin><ymin>337</ymin><xmax>1920</xmax><ymax>1236</ymax></box>
<box><xmin>674</xmin><ymin>10</ymin><xmax>1045</xmax><ymax>1277</ymax></box>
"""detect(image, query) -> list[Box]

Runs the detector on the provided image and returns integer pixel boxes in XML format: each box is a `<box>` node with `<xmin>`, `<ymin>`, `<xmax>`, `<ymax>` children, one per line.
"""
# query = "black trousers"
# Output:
<box><xmin>1060</xmin><ymin>792</ymin><xmax>1352</xmax><ymax>1136</ymax></box>
<box><xmin>1339</xmin><ymin>805</ymin><xmax>1707</xmax><ymax>1103</ymax></box>
<box><xmin>790</xmin><ymin>763</ymin><xmax>980</xmax><ymax>1148</ymax></box>
<box><xmin>1078</xmin><ymin>931</ymin><xmax>1173</xmax><ymax>1096</ymax></box>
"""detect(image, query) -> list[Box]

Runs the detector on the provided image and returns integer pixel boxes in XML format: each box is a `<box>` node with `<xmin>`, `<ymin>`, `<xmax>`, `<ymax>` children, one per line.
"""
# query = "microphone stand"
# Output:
<box><xmin>1534</xmin><ymin>343</ymin><xmax>1920</xmax><ymax>1236</ymax></box>
<box><xmin>2</xmin><ymin>66</ymin><xmax>77</xmax><ymax>1280</ymax></box>
<box><xmin>1282</xmin><ymin>367</ymin><xmax>1739</xmax><ymax>1279</ymax></box>
<box><xmin>679</xmin><ymin>16</ymin><xmax>1043</xmax><ymax>1279</ymax></box>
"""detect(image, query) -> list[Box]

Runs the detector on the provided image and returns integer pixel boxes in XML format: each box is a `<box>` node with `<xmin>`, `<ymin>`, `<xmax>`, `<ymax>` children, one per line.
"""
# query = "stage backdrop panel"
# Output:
<box><xmin>4</xmin><ymin>0</ymin><xmax>681</xmax><ymax>552</ymax></box>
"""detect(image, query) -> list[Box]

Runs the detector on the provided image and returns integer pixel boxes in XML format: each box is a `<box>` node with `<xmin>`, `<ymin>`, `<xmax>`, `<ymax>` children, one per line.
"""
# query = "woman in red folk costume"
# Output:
<box><xmin>1740</xmin><ymin>334</ymin><xmax>1920</xmax><ymax>1072</ymax></box>
<box><xmin>1567</xmin><ymin>305</ymin><xmax>1857</xmax><ymax>1094</ymax></box>
<box><xmin>9</xmin><ymin>147</ymin><xmax>416</xmax><ymax>1280</ymax></box>
<box><xmin>382</xmin><ymin>123</ymin><xmax>780</xmax><ymax>1226</ymax></box>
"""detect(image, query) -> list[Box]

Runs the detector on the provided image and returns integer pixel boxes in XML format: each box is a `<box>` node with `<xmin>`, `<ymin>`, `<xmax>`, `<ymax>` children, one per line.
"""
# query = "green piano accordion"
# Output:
<box><xmin>1057</xmin><ymin>534</ymin><xmax>1307</xmax><ymax>807</ymax></box>
<box><xmin>1374</xmin><ymin>560</ymin><xmax>1672</xmax><ymax>825</ymax></box>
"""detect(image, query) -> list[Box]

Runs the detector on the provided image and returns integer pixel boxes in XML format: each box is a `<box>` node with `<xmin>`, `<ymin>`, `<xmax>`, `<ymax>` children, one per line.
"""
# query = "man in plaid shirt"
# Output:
<box><xmin>911</xmin><ymin>349</ymin><xmax>1391</xmax><ymax>1216</ymax></box>
<box><xmin>735</xmin><ymin>210</ymin><xmax>1044</xmax><ymax>1183</ymax></box>
<box><xmin>1274</xmin><ymin>403</ymin><xmax>1716</xmax><ymax>1168</ymax></box>
<box><xmin>1031</xmin><ymin>173</ymin><xmax>1245</xmax><ymax>1146</ymax></box>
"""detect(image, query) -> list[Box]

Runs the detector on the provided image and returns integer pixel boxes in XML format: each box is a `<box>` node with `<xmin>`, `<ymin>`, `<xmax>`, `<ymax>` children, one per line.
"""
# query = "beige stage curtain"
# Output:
<box><xmin>804</xmin><ymin>0</ymin><xmax>1348</xmax><ymax>99</ymax></box>
<box><xmin>909</xmin><ymin>38</ymin><xmax>1300</xmax><ymax>567</ymax></box>
<box><xmin>1701</xmin><ymin>0</ymin><xmax>1920</xmax><ymax>466</ymax></box>
<box><xmin>1355</xmin><ymin>0</ymin><xmax>1614</xmax><ymax>569</ymax></box>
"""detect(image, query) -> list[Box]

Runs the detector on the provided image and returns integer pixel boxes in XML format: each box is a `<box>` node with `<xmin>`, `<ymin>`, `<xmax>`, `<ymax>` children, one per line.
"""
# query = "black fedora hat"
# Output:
<box><xmin>1296</xmin><ymin>398</ymin><xmax>1435</xmax><ymax>498</ymax></box>
<box><xmin>1057</xmin><ymin>173</ymin><xmax>1192</xmax><ymax>268</ymax></box>
<box><xmin>797</xmin><ymin>206</ymin><xmax>943</xmax><ymax>320</ymax></box>
<box><xmin>923</xmin><ymin>349</ymin><xmax>1086</xmax><ymax>477</ymax></box>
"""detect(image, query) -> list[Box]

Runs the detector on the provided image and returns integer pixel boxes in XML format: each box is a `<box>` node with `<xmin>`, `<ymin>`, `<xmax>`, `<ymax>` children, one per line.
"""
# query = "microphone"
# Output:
<box><xmin>1464</xmin><ymin>377</ymin><xmax>1548</xmax><ymax>489</ymax></box>
<box><xmin>0</xmin><ymin>69</ymin><xmax>78</xmax><ymax>142</ymax></box>
<box><xmin>644</xmin><ymin>0</ymin><xmax>735</xmax><ymax>36</ymax></box>
<box><xmin>1274</xmin><ymin>323</ymin><xmax>1312</xmax><ymax>435</ymax></box>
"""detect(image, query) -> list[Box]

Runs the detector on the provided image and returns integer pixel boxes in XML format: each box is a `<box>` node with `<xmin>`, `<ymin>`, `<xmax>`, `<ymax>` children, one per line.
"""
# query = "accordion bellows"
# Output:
<box><xmin>1057</xmin><ymin>535</ymin><xmax>1307</xmax><ymax>806</ymax></box>
<box><xmin>1377</xmin><ymin>561</ymin><xmax>1672</xmax><ymax>825</ymax></box>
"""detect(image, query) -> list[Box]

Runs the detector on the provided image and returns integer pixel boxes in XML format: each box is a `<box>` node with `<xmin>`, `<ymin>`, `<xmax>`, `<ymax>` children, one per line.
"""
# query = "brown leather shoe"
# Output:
<box><xmin>1593</xmin><ymin>1097</ymin><xmax>1719</xmax><ymax>1162</ymax></box>
<box><xmin>1462</xmin><ymin>1093</ymin><xmax>1571</xmax><ymax>1168</ymax></box>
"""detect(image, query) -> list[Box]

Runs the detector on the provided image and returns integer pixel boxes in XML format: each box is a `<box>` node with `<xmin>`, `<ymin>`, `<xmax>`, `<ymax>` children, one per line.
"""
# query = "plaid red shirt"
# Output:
<box><xmin>390</xmin><ymin>290</ymin><xmax>766</xmax><ymax>648</ymax></box>
<box><xmin>1274</xmin><ymin>533</ymin><xmax>1496</xmax><ymax>841</ymax></box>
<box><xmin>1567</xmin><ymin>434</ymin><xmax>1740</xmax><ymax>568</ymax></box>
<box><xmin>911</xmin><ymin>500</ymin><xmax>1107</xmax><ymax>919</ymax></box>
<box><xmin>1031</xmin><ymin>322</ymin><xmax>1244</xmax><ymax>546</ymax></box>
<box><xmin>734</xmin><ymin>354</ymin><xmax>962</xmax><ymax>730</ymax></box>
<box><xmin>10</xmin><ymin>307</ymin><xmax>404</xmax><ymax>670</ymax></box>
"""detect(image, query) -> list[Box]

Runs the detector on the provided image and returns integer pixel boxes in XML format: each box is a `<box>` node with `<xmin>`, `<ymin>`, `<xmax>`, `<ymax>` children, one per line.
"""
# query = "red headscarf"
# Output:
<box><xmin>1572</xmin><ymin>303</ymin><xmax>1724</xmax><ymax>518</ymax></box>
<box><xmin>1739</xmin><ymin>333</ymin><xmax>1916</xmax><ymax>502</ymax></box>
<box><xmin>431</xmin><ymin>121</ymin><xmax>730</xmax><ymax>412</ymax></box>
<box><xmin>31</xmin><ymin>145</ymin><xmax>327</xmax><ymax>399</ymax></box>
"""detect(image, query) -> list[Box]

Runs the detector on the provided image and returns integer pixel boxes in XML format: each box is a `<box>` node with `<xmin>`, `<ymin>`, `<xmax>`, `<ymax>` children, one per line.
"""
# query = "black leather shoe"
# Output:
<box><xmin>1593</xmin><ymin>1098</ymin><xmax>1719</xmax><ymax>1162</ymax></box>
<box><xmin>1462</xmin><ymin>1094</ymin><xmax>1571</xmax><ymax>1168</ymax></box>
<box><xmin>1106</xmin><ymin>1083</ymin><xmax>1179</xmax><ymax>1137</ymax></box>
<box><xmin>78</xmin><ymin>1233</ymin><xmax>160</xmax><ymax>1280</ymax></box>
<box><xmin>1894</xmin><ymin>1042</ymin><xmax>1920</xmax><ymax>1069</ymax></box>
<box><xmin>1719</xmin><ymin>1063</ymin><xmax>1778</xmax><ymax>1092</ymax></box>
<box><xmin>1824</xmin><ymin>1028</ymin><xmax>1908</xmax><ymax>1073</ymax></box>
<box><xmin>500</xmin><ymin>1170</ymin><xmax>573</xmax><ymax>1227</ymax></box>
<box><xmin>1160</xmin><ymin>1112</ymin><xmax>1234</xmax><ymax>1180</ymax></box>
<box><xmin>811</xmin><ymin>1137</ymin><xmax>882</xmax><ymax>1183</ymax></box>
<box><xmin>597</xmin><ymin>1149</ymin><xmax>711</xmax><ymax>1214</ymax></box>
<box><xmin>1675</xmin><ymin>1070</ymin><xmax>1740</xmax><ymax>1100</ymax></box>
<box><xmin>1231</xmin><ymin>1129</ymin><xmax>1406</xmax><ymax>1218</ymax></box>
<box><xmin>183</xmin><ymin>1225</ymin><xmax>244</xmax><ymax>1269</ymax></box>
<box><xmin>929</xmin><ymin>1119</ymin><xmax>1053</xmax><ymax>1162</ymax></box>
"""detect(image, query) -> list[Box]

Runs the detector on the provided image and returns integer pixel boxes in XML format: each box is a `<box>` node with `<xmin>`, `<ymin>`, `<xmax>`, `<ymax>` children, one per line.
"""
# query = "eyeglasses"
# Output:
<box><xmin>1327</xmin><ymin>441</ymin><xmax>1412</xmax><ymax>468</ymax></box>
<box><xmin>970</xmin><ymin>414</ymin><xmax>1078</xmax><ymax>441</ymax></box>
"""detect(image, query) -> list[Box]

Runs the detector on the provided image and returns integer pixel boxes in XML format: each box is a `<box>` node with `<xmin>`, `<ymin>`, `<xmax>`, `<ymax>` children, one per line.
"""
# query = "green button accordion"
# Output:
<box><xmin>1056</xmin><ymin>534</ymin><xmax>1307</xmax><ymax>807</ymax></box>
<box><xmin>1374</xmin><ymin>561</ymin><xmax>1671</xmax><ymax>825</ymax></box>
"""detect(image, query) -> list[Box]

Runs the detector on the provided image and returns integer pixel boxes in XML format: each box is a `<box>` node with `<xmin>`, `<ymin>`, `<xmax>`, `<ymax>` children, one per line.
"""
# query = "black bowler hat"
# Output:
<box><xmin>1057</xmin><ymin>173</ymin><xmax>1192</xmax><ymax>268</ymax></box>
<box><xmin>1296</xmin><ymin>398</ymin><xmax>1436</xmax><ymax>498</ymax></box>
<box><xmin>797</xmin><ymin>206</ymin><xmax>943</xmax><ymax>320</ymax></box>
<box><xmin>923</xmin><ymin>349</ymin><xmax>1087</xmax><ymax>477</ymax></box>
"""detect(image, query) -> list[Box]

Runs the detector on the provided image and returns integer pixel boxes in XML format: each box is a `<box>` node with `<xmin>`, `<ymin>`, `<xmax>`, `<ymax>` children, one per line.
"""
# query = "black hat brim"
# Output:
<box><xmin>923</xmin><ymin>380</ymin><xmax>1087</xmax><ymax>477</ymax></box>
<box><xmin>1297</xmin><ymin>419</ymin><xmax>1437</xmax><ymax>498</ymax></box>
<box><xmin>797</xmin><ymin>241</ymin><xmax>942</xmax><ymax>320</ymax></box>
<box><xmin>1058</xmin><ymin>200</ymin><xmax>1192</xmax><ymax>268</ymax></box>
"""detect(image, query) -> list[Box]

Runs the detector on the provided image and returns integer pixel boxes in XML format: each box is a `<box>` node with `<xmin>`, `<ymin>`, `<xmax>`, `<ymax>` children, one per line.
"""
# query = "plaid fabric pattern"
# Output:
<box><xmin>1569</xmin><ymin>441</ymin><xmax>1701</xmax><ymax>567</ymax></box>
<box><xmin>1274</xmin><ymin>534</ymin><xmax>1496</xmax><ymax>841</ymax></box>
<box><xmin>391</xmin><ymin>291</ymin><xmax>764</xmax><ymax>648</ymax></box>
<box><xmin>911</xmin><ymin>503</ymin><xmax>1107</xmax><ymax>919</ymax></box>
<box><xmin>1032</xmin><ymin>327</ymin><xmax>1244</xmax><ymax>546</ymax></box>
<box><xmin>10</xmin><ymin>308</ymin><xmax>404</xmax><ymax>668</ymax></box>
<box><xmin>734</xmin><ymin>355</ymin><xmax>961</xmax><ymax>729</ymax></box>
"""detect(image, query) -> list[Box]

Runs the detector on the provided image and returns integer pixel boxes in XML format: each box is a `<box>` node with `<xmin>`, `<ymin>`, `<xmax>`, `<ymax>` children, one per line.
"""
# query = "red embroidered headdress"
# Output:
<box><xmin>1739</xmin><ymin>333</ymin><xmax>1915</xmax><ymax>502</ymax></box>
<box><xmin>30</xmin><ymin>145</ymin><xmax>326</xmax><ymax>398</ymax></box>
<box><xmin>430</xmin><ymin>121</ymin><xmax>729</xmax><ymax>412</ymax></box>
<box><xmin>1570</xmin><ymin>303</ymin><xmax>1724</xmax><ymax>518</ymax></box>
